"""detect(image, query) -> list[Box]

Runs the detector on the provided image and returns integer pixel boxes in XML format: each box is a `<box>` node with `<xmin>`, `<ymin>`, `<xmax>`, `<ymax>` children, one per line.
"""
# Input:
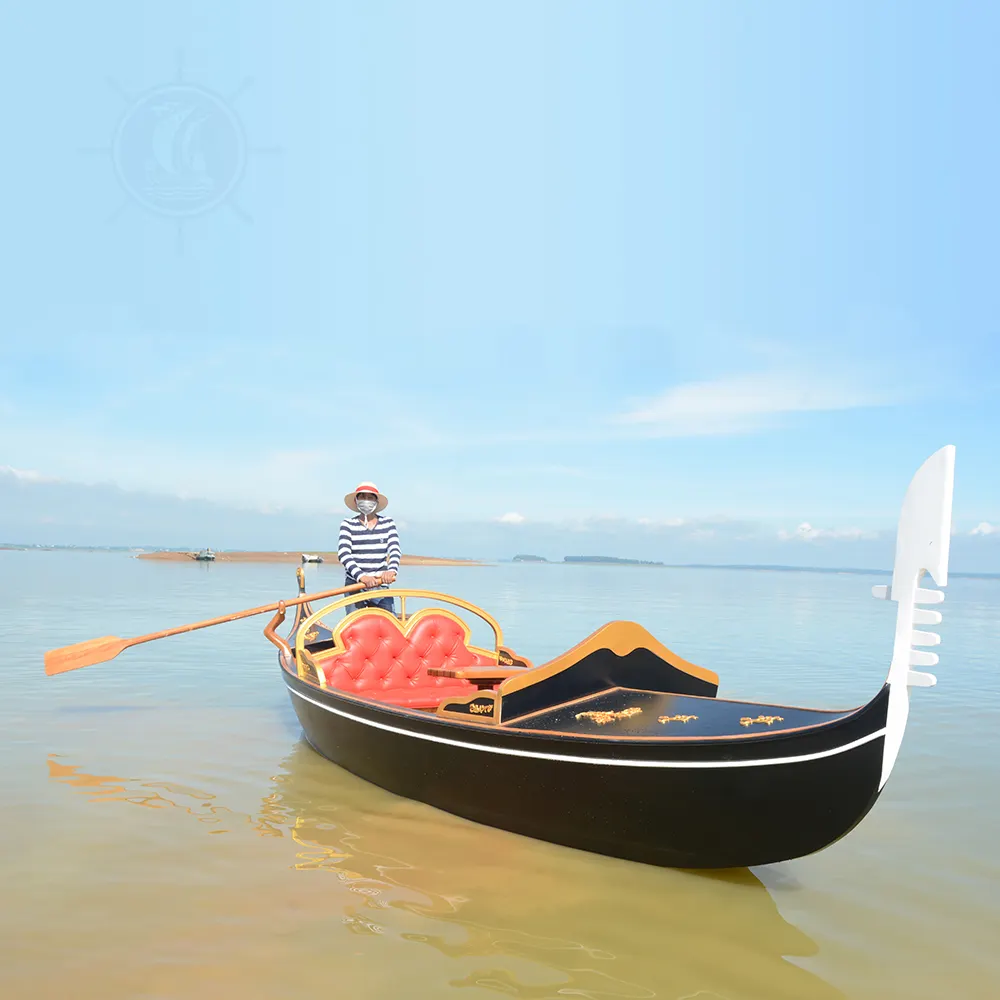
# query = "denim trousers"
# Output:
<box><xmin>343</xmin><ymin>594</ymin><xmax>396</xmax><ymax>616</ymax></box>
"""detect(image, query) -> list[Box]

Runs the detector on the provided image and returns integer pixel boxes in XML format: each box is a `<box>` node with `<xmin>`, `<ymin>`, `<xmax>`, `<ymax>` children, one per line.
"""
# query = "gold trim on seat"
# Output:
<box><xmin>295</xmin><ymin>588</ymin><xmax>503</xmax><ymax>669</ymax></box>
<box><xmin>294</xmin><ymin>594</ymin><xmax>503</xmax><ymax>688</ymax></box>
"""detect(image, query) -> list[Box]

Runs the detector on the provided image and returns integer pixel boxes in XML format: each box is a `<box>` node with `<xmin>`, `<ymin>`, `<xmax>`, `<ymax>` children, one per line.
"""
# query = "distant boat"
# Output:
<box><xmin>194</xmin><ymin>548</ymin><xmax>216</xmax><ymax>562</ymax></box>
<box><xmin>301</xmin><ymin>554</ymin><xmax>324</xmax><ymax>564</ymax></box>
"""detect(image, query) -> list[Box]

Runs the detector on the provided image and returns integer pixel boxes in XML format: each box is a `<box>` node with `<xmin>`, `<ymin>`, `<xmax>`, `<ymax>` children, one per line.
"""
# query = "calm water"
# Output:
<box><xmin>2</xmin><ymin>552</ymin><xmax>999</xmax><ymax>999</ymax></box>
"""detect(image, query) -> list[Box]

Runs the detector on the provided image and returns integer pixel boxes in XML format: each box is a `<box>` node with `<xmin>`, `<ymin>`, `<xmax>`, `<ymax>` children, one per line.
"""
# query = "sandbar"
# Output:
<box><xmin>136</xmin><ymin>551</ymin><xmax>485</xmax><ymax>566</ymax></box>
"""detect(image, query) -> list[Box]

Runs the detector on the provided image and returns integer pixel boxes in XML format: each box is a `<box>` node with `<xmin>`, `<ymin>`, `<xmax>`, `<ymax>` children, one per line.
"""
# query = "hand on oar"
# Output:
<box><xmin>43</xmin><ymin>584</ymin><xmax>366</xmax><ymax>676</ymax></box>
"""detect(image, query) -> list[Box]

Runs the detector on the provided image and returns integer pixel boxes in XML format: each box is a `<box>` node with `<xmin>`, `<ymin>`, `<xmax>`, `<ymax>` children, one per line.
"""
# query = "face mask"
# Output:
<box><xmin>356</xmin><ymin>498</ymin><xmax>377</xmax><ymax>516</ymax></box>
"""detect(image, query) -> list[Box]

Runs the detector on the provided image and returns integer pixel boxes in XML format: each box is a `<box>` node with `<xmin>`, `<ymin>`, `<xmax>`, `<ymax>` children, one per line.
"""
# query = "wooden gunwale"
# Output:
<box><xmin>279</xmin><ymin>648</ymin><xmax>871</xmax><ymax>744</ymax></box>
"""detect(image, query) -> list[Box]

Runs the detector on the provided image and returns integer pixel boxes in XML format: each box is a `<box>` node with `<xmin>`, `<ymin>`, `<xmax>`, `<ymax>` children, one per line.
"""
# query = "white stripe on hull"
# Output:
<box><xmin>286</xmin><ymin>682</ymin><xmax>886</xmax><ymax>770</ymax></box>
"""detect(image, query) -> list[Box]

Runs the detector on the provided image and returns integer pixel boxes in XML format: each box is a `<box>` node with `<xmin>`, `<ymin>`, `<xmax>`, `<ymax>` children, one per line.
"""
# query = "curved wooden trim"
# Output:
<box><xmin>466</xmin><ymin>643</ymin><xmax>498</xmax><ymax>662</ymax></box>
<box><xmin>284</xmin><ymin>672</ymin><xmax>887</xmax><ymax>767</ymax></box>
<box><xmin>498</xmin><ymin>620</ymin><xmax>718</xmax><ymax>698</ymax></box>
<box><xmin>281</xmin><ymin>664</ymin><xmax>882</xmax><ymax>749</ymax></box>
<box><xmin>498</xmin><ymin>645</ymin><xmax>533</xmax><ymax>669</ymax></box>
<box><xmin>435</xmin><ymin>689</ymin><xmax>499</xmax><ymax>725</ymax></box>
<box><xmin>263</xmin><ymin>604</ymin><xmax>292</xmax><ymax>660</ymax></box>
<box><xmin>304</xmin><ymin>607</ymin><xmax>497</xmax><ymax>688</ymax></box>
<box><xmin>295</xmin><ymin>588</ymin><xmax>504</xmax><ymax>661</ymax></box>
<box><xmin>298</xmin><ymin>647</ymin><xmax>326</xmax><ymax>688</ymax></box>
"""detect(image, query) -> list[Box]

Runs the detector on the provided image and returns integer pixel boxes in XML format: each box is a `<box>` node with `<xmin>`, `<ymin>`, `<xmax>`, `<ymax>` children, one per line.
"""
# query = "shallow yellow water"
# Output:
<box><xmin>3</xmin><ymin>553</ymin><xmax>999</xmax><ymax>998</ymax></box>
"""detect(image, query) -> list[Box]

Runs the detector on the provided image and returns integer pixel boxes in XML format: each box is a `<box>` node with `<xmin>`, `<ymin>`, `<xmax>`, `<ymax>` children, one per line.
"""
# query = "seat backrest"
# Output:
<box><xmin>319</xmin><ymin>609</ymin><xmax>496</xmax><ymax>697</ymax></box>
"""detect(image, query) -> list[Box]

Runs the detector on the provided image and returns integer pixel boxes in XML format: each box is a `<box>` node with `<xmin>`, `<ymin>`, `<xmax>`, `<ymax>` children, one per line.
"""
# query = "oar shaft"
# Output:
<box><xmin>123</xmin><ymin>584</ymin><xmax>365</xmax><ymax>651</ymax></box>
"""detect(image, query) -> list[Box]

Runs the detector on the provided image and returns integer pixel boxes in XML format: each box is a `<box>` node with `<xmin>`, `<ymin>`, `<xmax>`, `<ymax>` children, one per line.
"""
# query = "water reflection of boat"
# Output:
<box><xmin>47</xmin><ymin>744</ymin><xmax>845</xmax><ymax>999</ymax></box>
<box><xmin>265</xmin><ymin>449</ymin><xmax>955</xmax><ymax>869</ymax></box>
<box><xmin>268</xmin><ymin>742</ymin><xmax>848</xmax><ymax>999</ymax></box>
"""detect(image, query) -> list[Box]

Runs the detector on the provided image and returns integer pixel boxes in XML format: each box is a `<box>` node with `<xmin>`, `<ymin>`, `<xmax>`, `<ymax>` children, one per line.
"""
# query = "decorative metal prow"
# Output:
<box><xmin>287</xmin><ymin>566</ymin><xmax>315</xmax><ymax>639</ymax></box>
<box><xmin>873</xmin><ymin>445</ymin><xmax>955</xmax><ymax>788</ymax></box>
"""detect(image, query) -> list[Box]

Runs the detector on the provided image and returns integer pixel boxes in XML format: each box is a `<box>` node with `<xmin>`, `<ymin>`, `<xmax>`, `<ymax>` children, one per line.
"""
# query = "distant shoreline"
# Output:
<box><xmin>135</xmin><ymin>551</ymin><xmax>486</xmax><ymax>566</ymax></box>
<box><xmin>508</xmin><ymin>558</ymin><xmax>1000</xmax><ymax>579</ymax></box>
<box><xmin>1</xmin><ymin>545</ymin><xmax>997</xmax><ymax>578</ymax></box>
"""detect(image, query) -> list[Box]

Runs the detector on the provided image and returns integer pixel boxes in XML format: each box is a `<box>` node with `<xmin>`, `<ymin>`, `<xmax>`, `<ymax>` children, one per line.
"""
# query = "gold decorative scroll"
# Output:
<box><xmin>739</xmin><ymin>715</ymin><xmax>784</xmax><ymax>727</ymax></box>
<box><xmin>575</xmin><ymin>707</ymin><xmax>643</xmax><ymax>726</ymax></box>
<box><xmin>657</xmin><ymin>714</ymin><xmax>698</xmax><ymax>724</ymax></box>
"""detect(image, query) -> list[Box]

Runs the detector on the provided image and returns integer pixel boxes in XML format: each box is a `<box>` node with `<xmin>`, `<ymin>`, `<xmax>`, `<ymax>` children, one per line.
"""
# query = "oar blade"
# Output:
<box><xmin>43</xmin><ymin>582</ymin><xmax>365</xmax><ymax>679</ymax></box>
<box><xmin>44</xmin><ymin>636</ymin><xmax>130</xmax><ymax>676</ymax></box>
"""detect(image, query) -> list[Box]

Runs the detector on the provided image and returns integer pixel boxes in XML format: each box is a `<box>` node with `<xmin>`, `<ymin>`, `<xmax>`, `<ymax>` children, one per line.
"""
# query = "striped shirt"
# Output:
<box><xmin>338</xmin><ymin>515</ymin><xmax>401</xmax><ymax>586</ymax></box>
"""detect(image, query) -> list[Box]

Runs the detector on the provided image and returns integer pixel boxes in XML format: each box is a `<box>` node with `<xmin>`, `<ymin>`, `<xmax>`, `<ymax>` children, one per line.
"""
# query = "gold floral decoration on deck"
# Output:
<box><xmin>575</xmin><ymin>707</ymin><xmax>643</xmax><ymax>725</ymax></box>
<box><xmin>740</xmin><ymin>715</ymin><xmax>784</xmax><ymax>727</ymax></box>
<box><xmin>657</xmin><ymin>714</ymin><xmax>698</xmax><ymax>724</ymax></box>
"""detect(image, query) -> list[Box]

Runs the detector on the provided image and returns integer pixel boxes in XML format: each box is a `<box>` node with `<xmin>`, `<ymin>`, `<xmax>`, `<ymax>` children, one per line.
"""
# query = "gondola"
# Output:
<box><xmin>261</xmin><ymin>447</ymin><xmax>956</xmax><ymax>869</ymax></box>
<box><xmin>43</xmin><ymin>447</ymin><xmax>955</xmax><ymax>869</ymax></box>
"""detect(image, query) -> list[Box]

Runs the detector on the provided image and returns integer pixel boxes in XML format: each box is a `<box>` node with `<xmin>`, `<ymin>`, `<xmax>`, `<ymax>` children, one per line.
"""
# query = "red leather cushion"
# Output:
<box><xmin>319</xmin><ymin>612</ymin><xmax>495</xmax><ymax>705</ymax></box>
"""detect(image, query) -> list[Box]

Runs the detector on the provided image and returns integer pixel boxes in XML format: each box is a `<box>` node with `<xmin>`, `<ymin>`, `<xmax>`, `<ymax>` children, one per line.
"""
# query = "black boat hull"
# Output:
<box><xmin>283</xmin><ymin>672</ymin><xmax>889</xmax><ymax>869</ymax></box>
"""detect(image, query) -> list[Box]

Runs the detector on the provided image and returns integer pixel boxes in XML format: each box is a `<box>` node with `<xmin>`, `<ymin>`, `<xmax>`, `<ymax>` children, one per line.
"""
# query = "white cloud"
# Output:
<box><xmin>615</xmin><ymin>372</ymin><xmax>890</xmax><ymax>437</ymax></box>
<box><xmin>687</xmin><ymin>528</ymin><xmax>716</xmax><ymax>540</ymax></box>
<box><xmin>778</xmin><ymin>522</ymin><xmax>876</xmax><ymax>542</ymax></box>
<box><xmin>971</xmin><ymin>522</ymin><xmax>1000</xmax><ymax>536</ymax></box>
<box><xmin>257</xmin><ymin>504</ymin><xmax>290</xmax><ymax>516</ymax></box>
<box><xmin>496</xmin><ymin>512</ymin><xmax>526</xmax><ymax>525</ymax></box>
<box><xmin>508</xmin><ymin>513</ymin><xmax>757</xmax><ymax>540</ymax></box>
<box><xmin>0</xmin><ymin>465</ymin><xmax>58</xmax><ymax>484</ymax></box>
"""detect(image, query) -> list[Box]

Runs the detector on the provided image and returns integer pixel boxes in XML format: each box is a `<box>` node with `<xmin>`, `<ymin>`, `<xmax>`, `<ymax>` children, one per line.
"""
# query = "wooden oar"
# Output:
<box><xmin>43</xmin><ymin>583</ymin><xmax>366</xmax><ymax>676</ymax></box>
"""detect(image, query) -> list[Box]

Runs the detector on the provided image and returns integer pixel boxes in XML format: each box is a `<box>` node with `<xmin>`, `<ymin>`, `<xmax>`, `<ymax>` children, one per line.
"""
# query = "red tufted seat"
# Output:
<box><xmin>316</xmin><ymin>610</ymin><xmax>497</xmax><ymax>709</ymax></box>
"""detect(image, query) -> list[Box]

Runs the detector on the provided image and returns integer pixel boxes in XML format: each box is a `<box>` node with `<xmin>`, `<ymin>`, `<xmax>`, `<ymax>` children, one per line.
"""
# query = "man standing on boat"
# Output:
<box><xmin>339</xmin><ymin>482</ymin><xmax>401</xmax><ymax>615</ymax></box>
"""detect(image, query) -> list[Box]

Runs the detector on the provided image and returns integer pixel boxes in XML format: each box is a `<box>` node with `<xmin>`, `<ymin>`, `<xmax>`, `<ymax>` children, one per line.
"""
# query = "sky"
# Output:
<box><xmin>1</xmin><ymin>1</ymin><xmax>998</xmax><ymax>570</ymax></box>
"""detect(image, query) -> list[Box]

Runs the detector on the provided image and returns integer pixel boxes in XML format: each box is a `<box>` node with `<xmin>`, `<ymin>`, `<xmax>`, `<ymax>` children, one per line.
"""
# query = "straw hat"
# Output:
<box><xmin>344</xmin><ymin>481</ymin><xmax>388</xmax><ymax>513</ymax></box>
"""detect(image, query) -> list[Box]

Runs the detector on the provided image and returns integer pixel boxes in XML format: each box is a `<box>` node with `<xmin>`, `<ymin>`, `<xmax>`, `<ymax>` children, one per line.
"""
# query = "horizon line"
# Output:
<box><xmin>3</xmin><ymin>543</ymin><xmax>998</xmax><ymax>579</ymax></box>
